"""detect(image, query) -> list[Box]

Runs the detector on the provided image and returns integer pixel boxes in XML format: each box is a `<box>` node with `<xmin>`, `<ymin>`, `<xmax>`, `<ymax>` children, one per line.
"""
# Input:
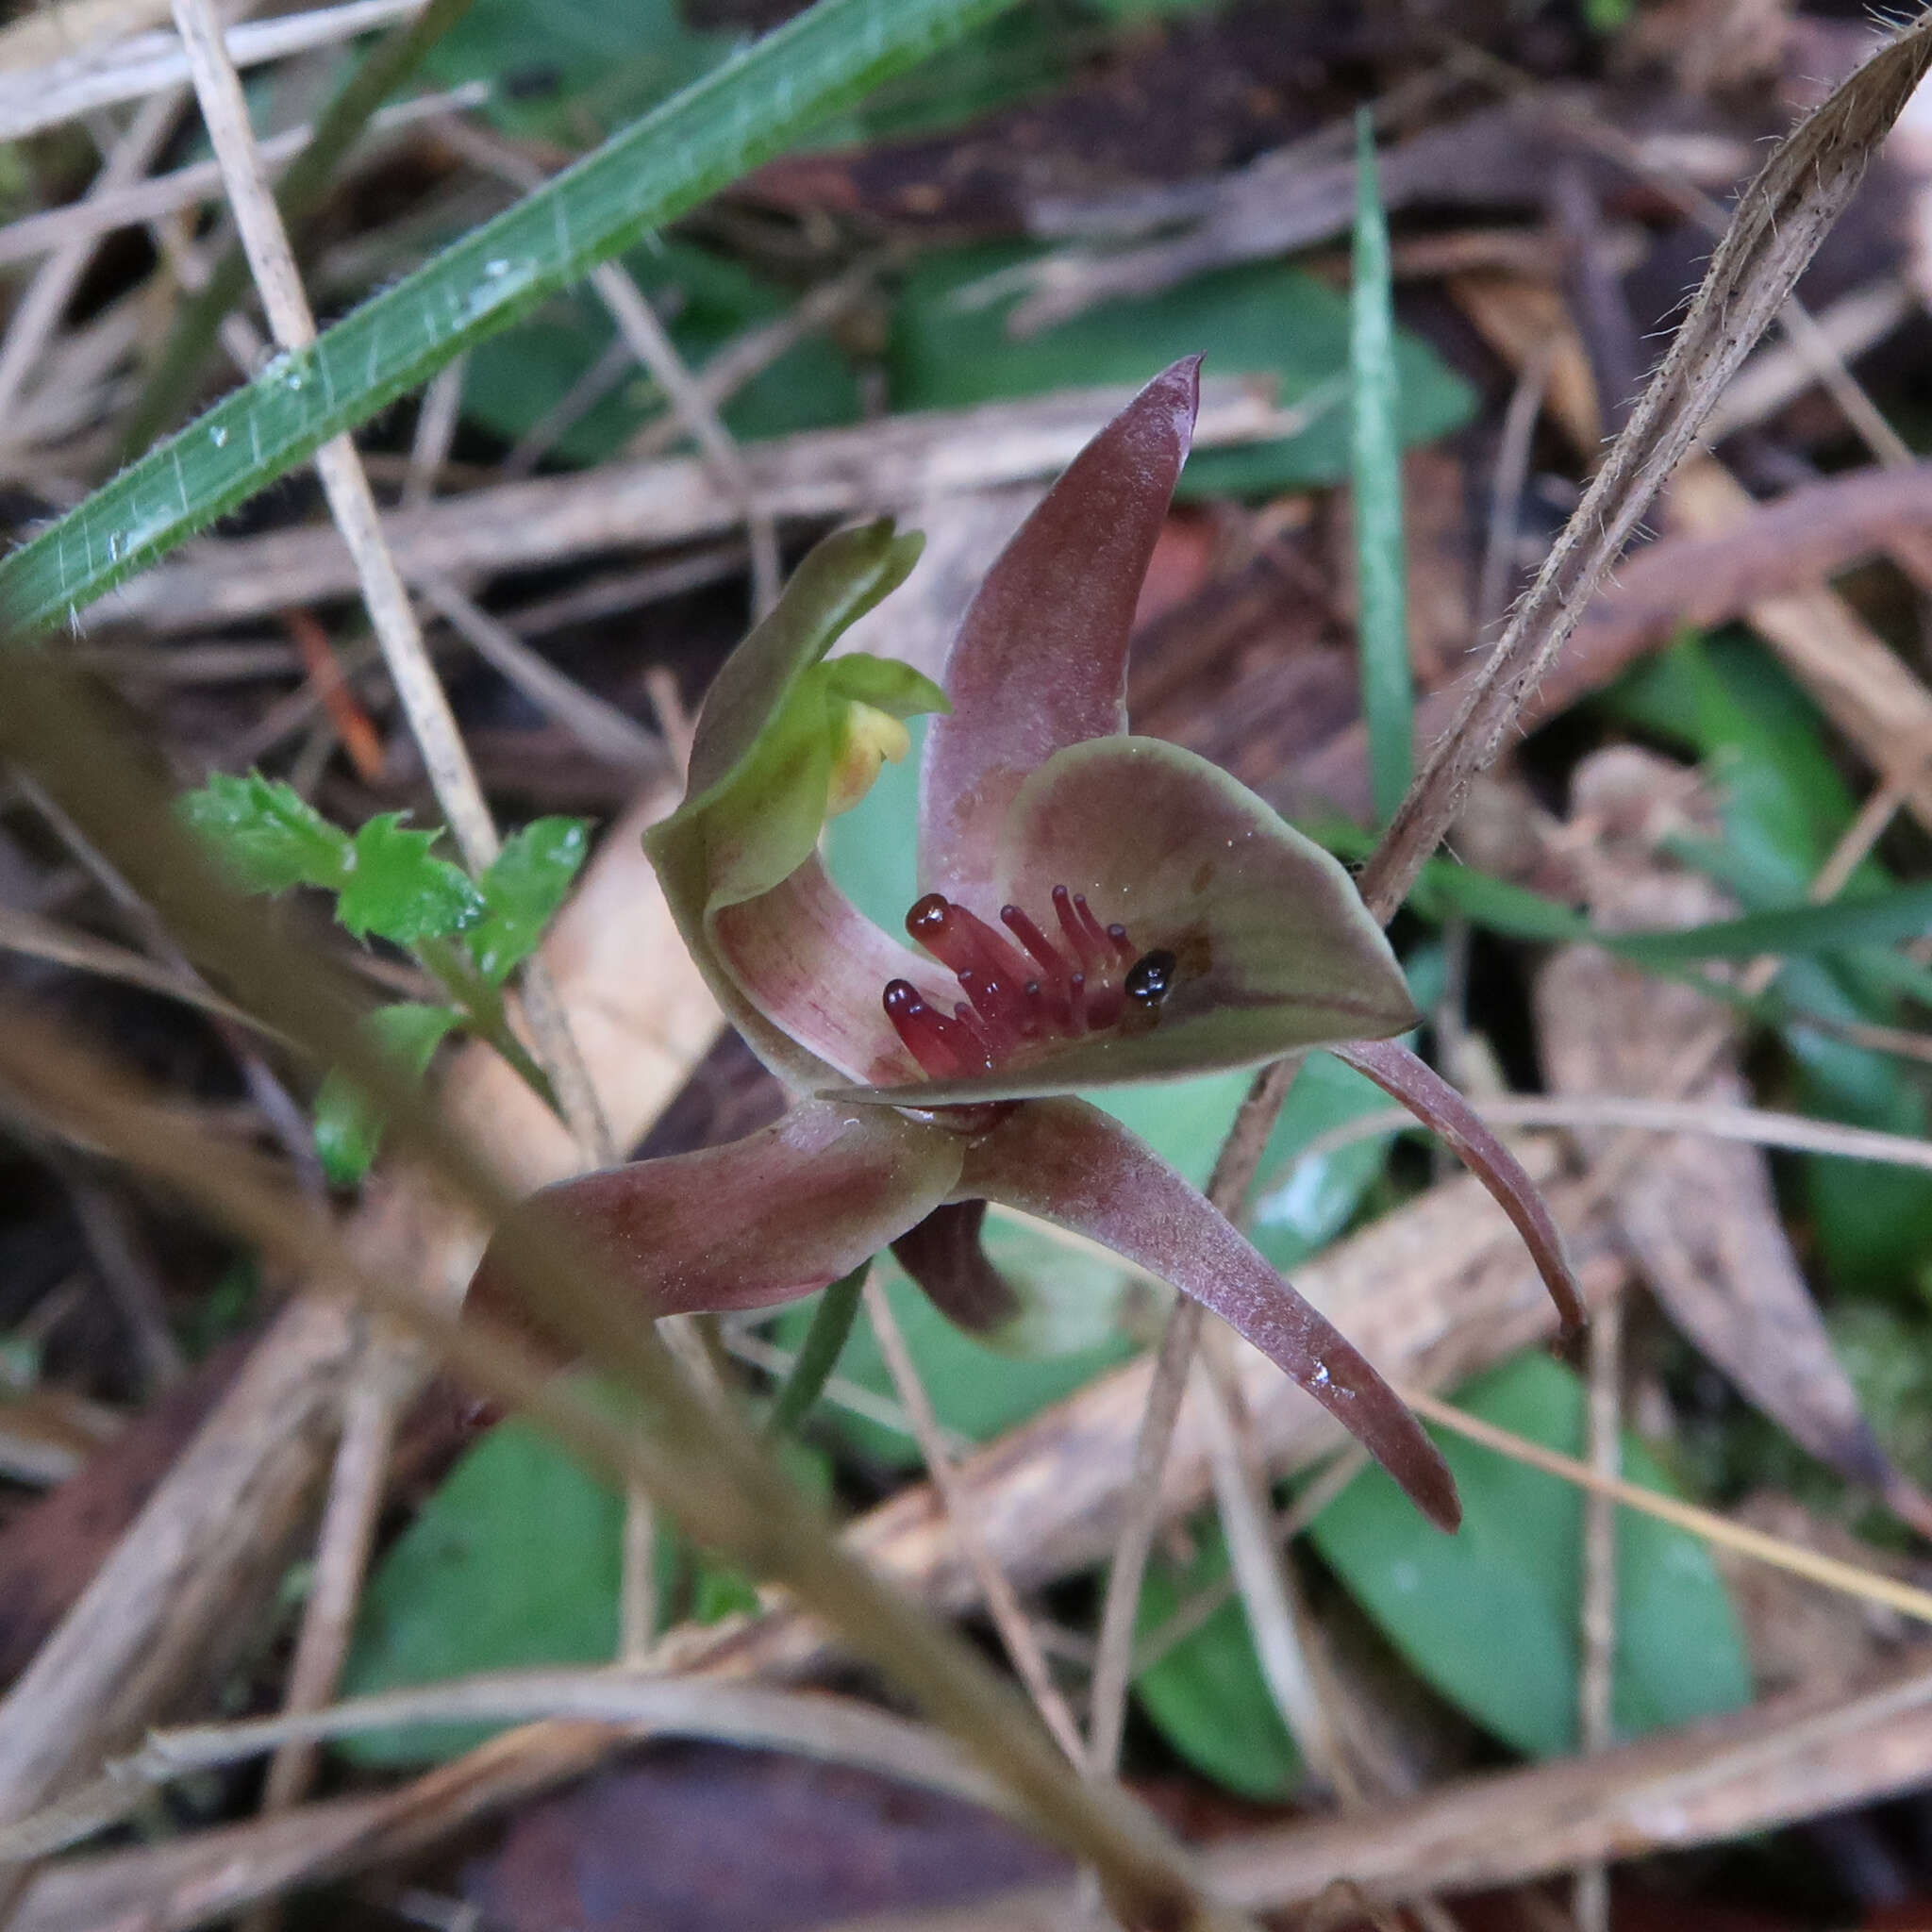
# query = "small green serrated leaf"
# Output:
<box><xmin>465</xmin><ymin>816</ymin><xmax>591</xmax><ymax>984</ymax></box>
<box><xmin>313</xmin><ymin>1003</ymin><xmax>462</xmax><ymax>1185</ymax></box>
<box><xmin>336</xmin><ymin>815</ymin><xmax>485</xmax><ymax>944</ymax></box>
<box><xmin>175</xmin><ymin>771</ymin><xmax>350</xmax><ymax>894</ymax></box>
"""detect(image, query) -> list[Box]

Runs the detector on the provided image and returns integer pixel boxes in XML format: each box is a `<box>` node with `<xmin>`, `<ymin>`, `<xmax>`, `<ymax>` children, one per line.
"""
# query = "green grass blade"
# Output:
<box><xmin>1316</xmin><ymin>817</ymin><xmax>1932</xmax><ymax>970</ymax></box>
<box><xmin>0</xmin><ymin>0</ymin><xmax>1013</xmax><ymax>641</ymax></box>
<box><xmin>117</xmin><ymin>0</ymin><xmax>479</xmax><ymax>462</ymax></box>
<box><xmin>762</xmin><ymin>1264</ymin><xmax>867</xmax><ymax>1440</ymax></box>
<box><xmin>1349</xmin><ymin>108</ymin><xmax>1410</xmax><ymax>826</ymax></box>
<box><xmin>1604</xmin><ymin>883</ymin><xmax>1932</xmax><ymax>966</ymax></box>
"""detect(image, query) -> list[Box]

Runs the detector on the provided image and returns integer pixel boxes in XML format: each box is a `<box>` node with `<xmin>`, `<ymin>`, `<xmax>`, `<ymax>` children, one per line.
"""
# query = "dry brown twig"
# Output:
<box><xmin>95</xmin><ymin>377</ymin><xmax>1315</xmax><ymax>631</ymax></box>
<box><xmin>158</xmin><ymin>4</ymin><xmax>614</xmax><ymax>1882</ymax></box>
<box><xmin>1572</xmin><ymin>1293</ymin><xmax>1622</xmax><ymax>1932</ymax></box>
<box><xmin>0</xmin><ymin>0</ymin><xmax>425</xmax><ymax>142</ymax></box>
<box><xmin>861</xmin><ymin>1274</ymin><xmax>1087</xmax><ymax>1764</ymax></box>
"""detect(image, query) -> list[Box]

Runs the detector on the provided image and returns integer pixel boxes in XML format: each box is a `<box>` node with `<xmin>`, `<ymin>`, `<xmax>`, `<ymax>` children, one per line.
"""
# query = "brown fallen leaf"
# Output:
<box><xmin>463</xmin><ymin>1745</ymin><xmax>1069</xmax><ymax>1932</ymax></box>
<box><xmin>1534</xmin><ymin>746</ymin><xmax>1912</xmax><ymax>1506</ymax></box>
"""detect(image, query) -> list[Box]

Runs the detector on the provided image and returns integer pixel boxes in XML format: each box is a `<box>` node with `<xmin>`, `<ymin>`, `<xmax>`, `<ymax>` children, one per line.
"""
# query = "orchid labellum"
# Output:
<box><xmin>471</xmin><ymin>360</ymin><xmax>1581</xmax><ymax>1533</ymax></box>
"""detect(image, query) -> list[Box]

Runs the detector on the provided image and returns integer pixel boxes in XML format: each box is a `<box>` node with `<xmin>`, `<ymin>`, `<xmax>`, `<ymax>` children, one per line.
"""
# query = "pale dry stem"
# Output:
<box><xmin>862</xmin><ymin>1274</ymin><xmax>1089</xmax><ymax>1766</ymax></box>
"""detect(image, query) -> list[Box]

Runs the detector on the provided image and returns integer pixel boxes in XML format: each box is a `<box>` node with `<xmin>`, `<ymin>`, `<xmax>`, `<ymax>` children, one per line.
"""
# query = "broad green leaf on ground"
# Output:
<box><xmin>464</xmin><ymin>816</ymin><xmax>591</xmax><ymax>983</ymax></box>
<box><xmin>1609</xmin><ymin>633</ymin><xmax>1932</xmax><ymax>1290</ymax></box>
<box><xmin>1243</xmin><ymin>1049</ymin><xmax>1400</xmax><ymax>1274</ymax></box>
<box><xmin>335</xmin><ymin>815</ymin><xmax>484</xmax><ymax>944</ymax></box>
<box><xmin>887</xmin><ymin>246</ymin><xmax>1475</xmax><ymax>498</ymax></box>
<box><xmin>340</xmin><ymin>1414</ymin><xmax>628</xmax><ymax>1762</ymax></box>
<box><xmin>1310</xmin><ymin>1351</ymin><xmax>1751</xmax><ymax>1757</ymax></box>
<box><xmin>175</xmin><ymin>772</ymin><xmax>349</xmax><ymax>894</ymax></box>
<box><xmin>460</xmin><ymin>241</ymin><xmax>861</xmax><ymax>466</ymax></box>
<box><xmin>312</xmin><ymin>1001</ymin><xmax>462</xmax><ymax>1186</ymax></box>
<box><xmin>0</xmin><ymin>0</ymin><xmax>1019</xmax><ymax>641</ymax></box>
<box><xmin>341</xmin><ymin>1411</ymin><xmax>828</xmax><ymax>1762</ymax></box>
<box><xmin>1133</xmin><ymin>1517</ymin><xmax>1302</xmax><ymax>1800</ymax></box>
<box><xmin>808</xmin><ymin>6</ymin><xmax>1082</xmax><ymax>145</ymax></box>
<box><xmin>422</xmin><ymin>0</ymin><xmax>726</xmax><ymax>140</ymax></box>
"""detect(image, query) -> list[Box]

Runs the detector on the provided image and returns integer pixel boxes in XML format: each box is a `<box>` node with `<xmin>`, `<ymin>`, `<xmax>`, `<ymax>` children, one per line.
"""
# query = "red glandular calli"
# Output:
<box><xmin>883</xmin><ymin>886</ymin><xmax>1178</xmax><ymax>1078</ymax></box>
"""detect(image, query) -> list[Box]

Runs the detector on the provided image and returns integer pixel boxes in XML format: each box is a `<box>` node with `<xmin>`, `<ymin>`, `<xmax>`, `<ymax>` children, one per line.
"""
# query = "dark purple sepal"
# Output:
<box><xmin>891</xmin><ymin>1199</ymin><xmax>1023</xmax><ymax>1333</ymax></box>
<box><xmin>467</xmin><ymin>1100</ymin><xmax>962</xmax><ymax>1343</ymax></box>
<box><xmin>919</xmin><ymin>358</ymin><xmax>1201</xmax><ymax>905</ymax></box>
<box><xmin>958</xmin><ymin>1095</ymin><xmax>1461</xmax><ymax>1532</ymax></box>
<box><xmin>1332</xmin><ymin>1038</ymin><xmax>1585</xmax><ymax>1333</ymax></box>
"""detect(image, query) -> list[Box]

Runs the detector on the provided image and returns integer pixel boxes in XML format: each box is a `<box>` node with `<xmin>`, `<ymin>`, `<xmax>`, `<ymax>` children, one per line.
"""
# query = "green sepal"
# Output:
<box><xmin>647</xmin><ymin>521</ymin><xmax>929</xmax><ymax>917</ymax></box>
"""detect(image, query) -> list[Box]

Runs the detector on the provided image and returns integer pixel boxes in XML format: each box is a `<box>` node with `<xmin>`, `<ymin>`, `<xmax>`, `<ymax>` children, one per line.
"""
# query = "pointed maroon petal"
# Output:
<box><xmin>891</xmin><ymin>1200</ymin><xmax>1022</xmax><ymax>1333</ymax></box>
<box><xmin>1333</xmin><ymin>1038</ymin><xmax>1585</xmax><ymax>1333</ymax></box>
<box><xmin>918</xmin><ymin>358</ymin><xmax>1200</xmax><ymax>904</ymax></box>
<box><xmin>468</xmin><ymin>1101</ymin><xmax>962</xmax><ymax>1341</ymax></box>
<box><xmin>710</xmin><ymin>856</ymin><xmax>950</xmax><ymax>1087</ymax></box>
<box><xmin>959</xmin><ymin>1097</ymin><xmax>1460</xmax><ymax>1531</ymax></box>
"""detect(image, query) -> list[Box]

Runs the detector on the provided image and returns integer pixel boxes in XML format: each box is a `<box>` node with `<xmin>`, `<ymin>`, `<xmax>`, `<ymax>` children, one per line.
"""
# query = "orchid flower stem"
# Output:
<box><xmin>762</xmin><ymin>1263</ymin><xmax>866</xmax><ymax>1441</ymax></box>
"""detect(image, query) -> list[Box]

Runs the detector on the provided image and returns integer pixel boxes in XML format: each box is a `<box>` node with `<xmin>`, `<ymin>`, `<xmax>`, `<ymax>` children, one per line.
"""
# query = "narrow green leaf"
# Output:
<box><xmin>1605</xmin><ymin>883</ymin><xmax>1932</xmax><ymax>964</ymax></box>
<box><xmin>1318</xmin><ymin>820</ymin><xmax>1932</xmax><ymax>973</ymax></box>
<box><xmin>175</xmin><ymin>771</ymin><xmax>350</xmax><ymax>894</ymax></box>
<box><xmin>763</xmin><ymin>1261</ymin><xmax>867</xmax><ymax>1440</ymax></box>
<box><xmin>120</xmin><ymin>0</ymin><xmax>481</xmax><ymax>458</ymax></box>
<box><xmin>1349</xmin><ymin>108</ymin><xmax>1411</xmax><ymax>826</ymax></box>
<box><xmin>466</xmin><ymin>816</ymin><xmax>591</xmax><ymax>984</ymax></box>
<box><xmin>0</xmin><ymin>0</ymin><xmax>1016</xmax><ymax>642</ymax></box>
<box><xmin>313</xmin><ymin>1001</ymin><xmax>462</xmax><ymax>1185</ymax></box>
<box><xmin>336</xmin><ymin>816</ymin><xmax>485</xmax><ymax>944</ymax></box>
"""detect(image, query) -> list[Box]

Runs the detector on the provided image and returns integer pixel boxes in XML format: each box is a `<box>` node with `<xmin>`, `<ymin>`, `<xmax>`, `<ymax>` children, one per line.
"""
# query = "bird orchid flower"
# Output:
<box><xmin>473</xmin><ymin>361</ymin><xmax>1581</xmax><ymax>1532</ymax></box>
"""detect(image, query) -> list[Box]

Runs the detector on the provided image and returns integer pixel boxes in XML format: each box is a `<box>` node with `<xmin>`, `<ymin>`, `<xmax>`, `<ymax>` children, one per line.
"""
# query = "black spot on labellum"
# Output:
<box><xmin>1124</xmin><ymin>948</ymin><xmax>1178</xmax><ymax>1008</ymax></box>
